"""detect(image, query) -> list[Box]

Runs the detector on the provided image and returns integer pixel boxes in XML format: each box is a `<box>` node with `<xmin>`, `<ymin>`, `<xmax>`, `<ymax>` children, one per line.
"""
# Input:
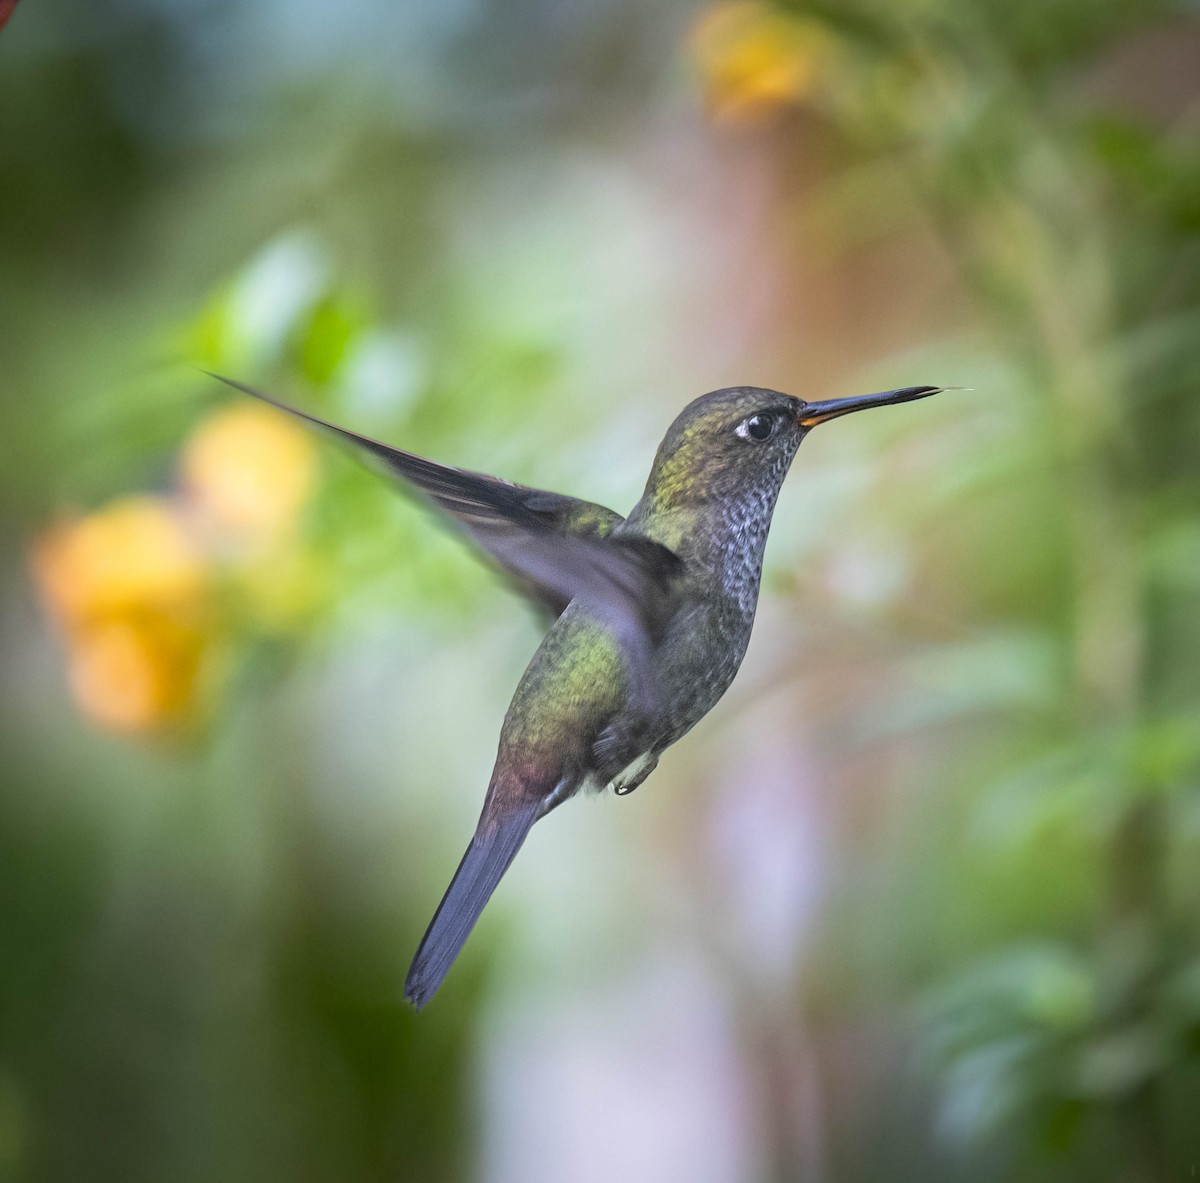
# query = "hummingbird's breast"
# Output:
<box><xmin>496</xmin><ymin>483</ymin><xmax>783</xmax><ymax>797</ymax></box>
<box><xmin>635</xmin><ymin>488</ymin><xmax>775</xmax><ymax>750</ymax></box>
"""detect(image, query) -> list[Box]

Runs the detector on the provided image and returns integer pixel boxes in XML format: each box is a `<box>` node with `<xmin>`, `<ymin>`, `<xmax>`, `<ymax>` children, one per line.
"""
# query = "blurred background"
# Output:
<box><xmin>3</xmin><ymin>0</ymin><xmax>1200</xmax><ymax>1179</ymax></box>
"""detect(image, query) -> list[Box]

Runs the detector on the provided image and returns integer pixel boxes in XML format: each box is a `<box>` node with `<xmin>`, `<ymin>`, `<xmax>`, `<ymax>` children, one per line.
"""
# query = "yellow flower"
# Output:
<box><xmin>66</xmin><ymin>615</ymin><xmax>206</xmax><ymax>734</ymax></box>
<box><xmin>32</xmin><ymin>496</ymin><xmax>205</xmax><ymax>628</ymax></box>
<box><xmin>33</xmin><ymin>396</ymin><xmax>322</xmax><ymax>736</ymax></box>
<box><xmin>31</xmin><ymin>497</ymin><xmax>211</xmax><ymax>734</ymax></box>
<box><xmin>180</xmin><ymin>403</ymin><xmax>317</xmax><ymax>542</ymax></box>
<box><xmin>690</xmin><ymin>2</ymin><xmax>833</xmax><ymax>125</ymax></box>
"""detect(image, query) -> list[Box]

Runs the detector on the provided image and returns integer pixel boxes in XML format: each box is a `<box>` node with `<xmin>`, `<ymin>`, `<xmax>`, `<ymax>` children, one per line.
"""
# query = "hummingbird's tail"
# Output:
<box><xmin>404</xmin><ymin>793</ymin><xmax>543</xmax><ymax>1009</ymax></box>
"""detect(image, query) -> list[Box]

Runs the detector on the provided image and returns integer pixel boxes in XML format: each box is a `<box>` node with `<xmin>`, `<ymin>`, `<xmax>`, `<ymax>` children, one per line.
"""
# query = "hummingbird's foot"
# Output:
<box><xmin>611</xmin><ymin>753</ymin><xmax>658</xmax><ymax>797</ymax></box>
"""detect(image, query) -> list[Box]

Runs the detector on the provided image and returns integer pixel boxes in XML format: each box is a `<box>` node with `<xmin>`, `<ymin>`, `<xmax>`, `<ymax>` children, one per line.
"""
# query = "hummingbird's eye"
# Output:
<box><xmin>737</xmin><ymin>413</ymin><xmax>776</xmax><ymax>442</ymax></box>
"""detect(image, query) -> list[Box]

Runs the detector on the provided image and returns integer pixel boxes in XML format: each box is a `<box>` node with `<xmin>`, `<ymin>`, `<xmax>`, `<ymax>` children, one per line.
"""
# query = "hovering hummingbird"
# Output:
<box><xmin>207</xmin><ymin>375</ymin><xmax>947</xmax><ymax>1007</ymax></box>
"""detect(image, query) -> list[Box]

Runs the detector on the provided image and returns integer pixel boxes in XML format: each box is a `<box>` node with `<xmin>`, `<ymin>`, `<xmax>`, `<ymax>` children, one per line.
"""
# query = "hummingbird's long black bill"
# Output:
<box><xmin>798</xmin><ymin>385</ymin><xmax>945</xmax><ymax>428</ymax></box>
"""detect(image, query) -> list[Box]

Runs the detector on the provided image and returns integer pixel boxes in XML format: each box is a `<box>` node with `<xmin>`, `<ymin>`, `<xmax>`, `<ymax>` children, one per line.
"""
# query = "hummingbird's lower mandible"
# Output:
<box><xmin>207</xmin><ymin>376</ymin><xmax>948</xmax><ymax>1008</ymax></box>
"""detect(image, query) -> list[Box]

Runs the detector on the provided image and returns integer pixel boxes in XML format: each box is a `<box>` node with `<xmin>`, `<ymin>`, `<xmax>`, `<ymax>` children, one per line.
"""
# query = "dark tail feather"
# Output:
<box><xmin>404</xmin><ymin>798</ymin><xmax>542</xmax><ymax>1009</ymax></box>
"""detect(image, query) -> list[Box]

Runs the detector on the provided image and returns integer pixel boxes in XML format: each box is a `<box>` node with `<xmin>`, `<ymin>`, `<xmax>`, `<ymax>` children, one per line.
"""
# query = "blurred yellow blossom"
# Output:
<box><xmin>180</xmin><ymin>403</ymin><xmax>318</xmax><ymax>542</ymax></box>
<box><xmin>690</xmin><ymin>1</ymin><xmax>834</xmax><ymax>125</ymax></box>
<box><xmin>66</xmin><ymin>615</ymin><xmax>207</xmax><ymax>734</ymax></box>
<box><xmin>32</xmin><ymin>496</ymin><xmax>205</xmax><ymax>628</ymax></box>
<box><xmin>32</xmin><ymin>496</ymin><xmax>212</xmax><ymax>734</ymax></box>
<box><xmin>32</xmin><ymin>402</ymin><xmax>323</xmax><ymax>736</ymax></box>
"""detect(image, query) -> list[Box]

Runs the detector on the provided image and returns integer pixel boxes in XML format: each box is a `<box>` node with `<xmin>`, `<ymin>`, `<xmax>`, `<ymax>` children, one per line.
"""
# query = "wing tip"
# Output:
<box><xmin>198</xmin><ymin>369</ymin><xmax>286</xmax><ymax>408</ymax></box>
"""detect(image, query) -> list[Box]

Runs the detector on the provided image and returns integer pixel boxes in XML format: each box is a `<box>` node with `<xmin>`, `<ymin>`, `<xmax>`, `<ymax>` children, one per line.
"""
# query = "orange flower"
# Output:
<box><xmin>32</xmin><ymin>497</ymin><xmax>211</xmax><ymax>734</ymax></box>
<box><xmin>66</xmin><ymin>615</ymin><xmax>206</xmax><ymax>734</ymax></box>
<box><xmin>33</xmin><ymin>396</ymin><xmax>321</xmax><ymax>736</ymax></box>
<box><xmin>32</xmin><ymin>497</ymin><xmax>205</xmax><ymax>629</ymax></box>
<box><xmin>690</xmin><ymin>2</ymin><xmax>834</xmax><ymax>125</ymax></box>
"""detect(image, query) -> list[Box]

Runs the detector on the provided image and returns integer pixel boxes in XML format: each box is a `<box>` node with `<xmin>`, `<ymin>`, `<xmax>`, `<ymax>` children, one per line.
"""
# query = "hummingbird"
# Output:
<box><xmin>207</xmin><ymin>375</ymin><xmax>947</xmax><ymax>1008</ymax></box>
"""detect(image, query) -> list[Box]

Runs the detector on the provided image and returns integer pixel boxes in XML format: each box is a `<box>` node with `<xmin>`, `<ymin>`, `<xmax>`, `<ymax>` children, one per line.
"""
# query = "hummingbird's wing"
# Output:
<box><xmin>205</xmin><ymin>377</ymin><xmax>682</xmax><ymax>699</ymax></box>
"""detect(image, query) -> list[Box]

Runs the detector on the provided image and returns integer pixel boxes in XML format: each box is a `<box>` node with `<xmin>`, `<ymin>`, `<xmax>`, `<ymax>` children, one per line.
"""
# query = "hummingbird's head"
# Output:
<box><xmin>642</xmin><ymin>387</ymin><xmax>802</xmax><ymax>511</ymax></box>
<box><xmin>643</xmin><ymin>384</ymin><xmax>944</xmax><ymax>512</ymax></box>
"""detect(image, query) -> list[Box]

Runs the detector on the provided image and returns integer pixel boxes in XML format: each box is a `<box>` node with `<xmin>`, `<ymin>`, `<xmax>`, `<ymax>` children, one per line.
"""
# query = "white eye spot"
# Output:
<box><xmin>736</xmin><ymin>413</ymin><xmax>776</xmax><ymax>442</ymax></box>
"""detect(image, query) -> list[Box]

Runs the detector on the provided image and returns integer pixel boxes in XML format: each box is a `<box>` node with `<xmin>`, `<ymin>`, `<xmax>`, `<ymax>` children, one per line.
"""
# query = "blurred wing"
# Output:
<box><xmin>205</xmin><ymin>377</ymin><xmax>683</xmax><ymax>703</ymax></box>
